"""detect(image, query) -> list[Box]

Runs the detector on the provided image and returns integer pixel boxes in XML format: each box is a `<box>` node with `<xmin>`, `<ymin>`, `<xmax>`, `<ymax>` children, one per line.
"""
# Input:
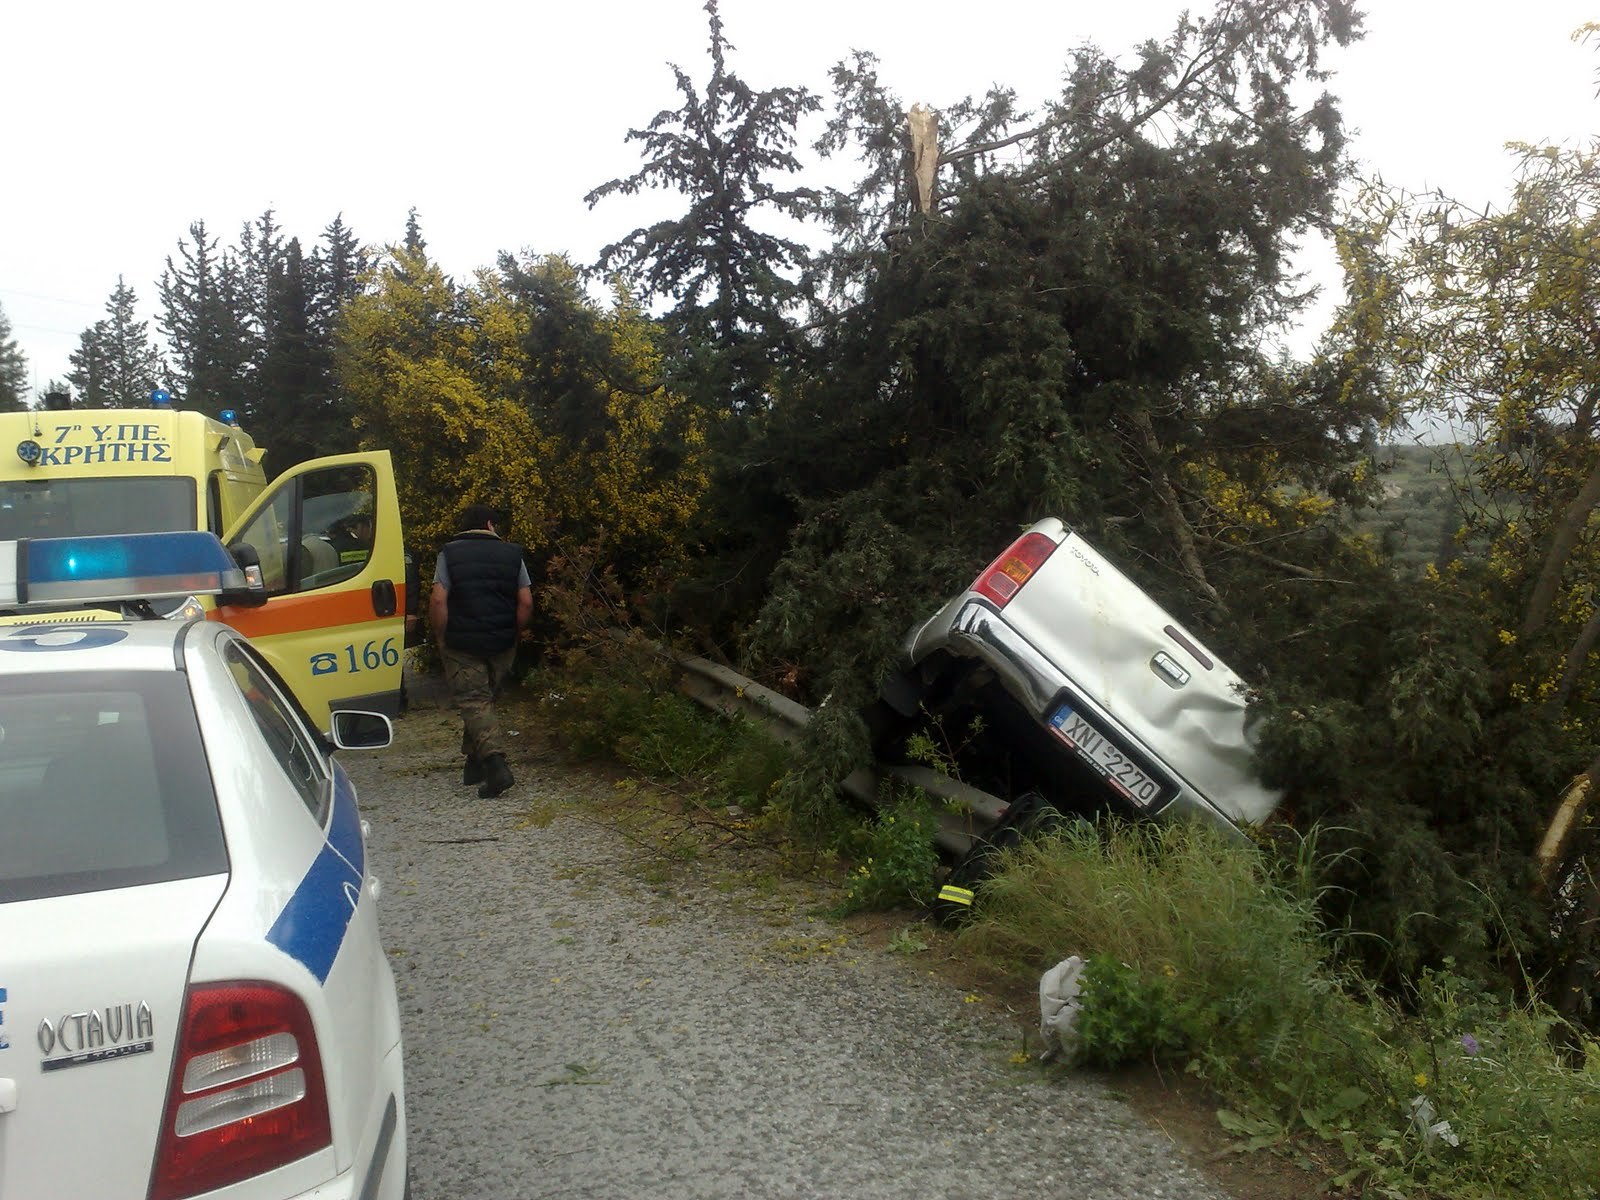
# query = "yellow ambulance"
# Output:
<box><xmin>0</xmin><ymin>398</ymin><xmax>407</xmax><ymax>722</ymax></box>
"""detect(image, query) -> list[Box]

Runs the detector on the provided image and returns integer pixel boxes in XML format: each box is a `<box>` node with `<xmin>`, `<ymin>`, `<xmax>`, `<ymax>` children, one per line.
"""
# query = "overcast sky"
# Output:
<box><xmin>3</xmin><ymin>0</ymin><xmax>1595</xmax><ymax>395</ymax></box>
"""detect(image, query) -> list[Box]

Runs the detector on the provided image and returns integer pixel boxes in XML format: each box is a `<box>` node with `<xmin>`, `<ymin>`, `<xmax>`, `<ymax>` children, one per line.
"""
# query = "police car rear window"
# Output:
<box><xmin>0</xmin><ymin>477</ymin><xmax>195</xmax><ymax>540</ymax></box>
<box><xmin>0</xmin><ymin>672</ymin><xmax>225</xmax><ymax>903</ymax></box>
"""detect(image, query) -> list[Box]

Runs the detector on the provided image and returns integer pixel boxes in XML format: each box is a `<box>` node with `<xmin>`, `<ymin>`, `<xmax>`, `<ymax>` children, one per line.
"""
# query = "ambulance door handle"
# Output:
<box><xmin>0</xmin><ymin>1077</ymin><xmax>16</xmax><ymax>1114</ymax></box>
<box><xmin>371</xmin><ymin>579</ymin><xmax>397</xmax><ymax>617</ymax></box>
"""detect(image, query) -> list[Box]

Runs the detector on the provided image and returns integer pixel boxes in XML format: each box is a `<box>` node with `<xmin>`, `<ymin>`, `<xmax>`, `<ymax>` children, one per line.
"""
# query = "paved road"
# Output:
<box><xmin>345</xmin><ymin>700</ymin><xmax>1229</xmax><ymax>1200</ymax></box>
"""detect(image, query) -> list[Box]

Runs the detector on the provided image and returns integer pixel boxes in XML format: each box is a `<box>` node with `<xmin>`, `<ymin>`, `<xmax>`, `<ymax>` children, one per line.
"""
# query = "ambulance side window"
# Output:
<box><xmin>206</xmin><ymin>474</ymin><xmax>224</xmax><ymax>536</ymax></box>
<box><xmin>232</xmin><ymin>488</ymin><xmax>294</xmax><ymax>595</ymax></box>
<box><xmin>230</xmin><ymin>464</ymin><xmax>377</xmax><ymax>597</ymax></box>
<box><xmin>299</xmin><ymin>466</ymin><xmax>377</xmax><ymax>590</ymax></box>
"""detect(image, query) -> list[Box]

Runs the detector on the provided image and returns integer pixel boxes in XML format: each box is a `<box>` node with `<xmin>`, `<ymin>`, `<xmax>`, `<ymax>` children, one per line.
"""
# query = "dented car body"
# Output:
<box><xmin>882</xmin><ymin>518</ymin><xmax>1279</xmax><ymax>834</ymax></box>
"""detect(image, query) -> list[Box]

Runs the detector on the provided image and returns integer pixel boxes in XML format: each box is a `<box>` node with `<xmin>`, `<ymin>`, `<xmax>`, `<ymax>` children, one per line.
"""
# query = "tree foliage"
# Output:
<box><xmin>586</xmin><ymin>0</ymin><xmax>820</xmax><ymax>411</ymax></box>
<box><xmin>337</xmin><ymin>240</ymin><xmax>550</xmax><ymax>556</ymax></box>
<box><xmin>339</xmin><ymin>240</ymin><xmax>709</xmax><ymax>600</ymax></box>
<box><xmin>0</xmin><ymin>303</ymin><xmax>27</xmax><ymax>412</ymax></box>
<box><xmin>68</xmin><ymin>277</ymin><xmax>165</xmax><ymax>408</ymax></box>
<box><xmin>1320</xmin><ymin>142</ymin><xmax>1600</xmax><ymax>995</ymax></box>
<box><xmin>739</xmin><ymin>0</ymin><xmax>1373</xmax><ymax>701</ymax></box>
<box><xmin>158</xmin><ymin>219</ymin><xmax>253</xmax><ymax>413</ymax></box>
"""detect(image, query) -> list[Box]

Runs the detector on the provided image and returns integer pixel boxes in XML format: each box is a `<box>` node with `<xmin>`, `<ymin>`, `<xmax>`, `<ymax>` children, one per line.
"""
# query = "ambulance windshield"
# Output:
<box><xmin>0</xmin><ymin>478</ymin><xmax>195</xmax><ymax>540</ymax></box>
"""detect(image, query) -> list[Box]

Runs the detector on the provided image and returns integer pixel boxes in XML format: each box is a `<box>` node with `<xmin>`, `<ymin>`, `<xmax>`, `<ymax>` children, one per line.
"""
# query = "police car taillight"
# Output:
<box><xmin>972</xmin><ymin>532</ymin><xmax>1059</xmax><ymax>608</ymax></box>
<box><xmin>147</xmin><ymin>981</ymin><xmax>332</xmax><ymax>1200</ymax></box>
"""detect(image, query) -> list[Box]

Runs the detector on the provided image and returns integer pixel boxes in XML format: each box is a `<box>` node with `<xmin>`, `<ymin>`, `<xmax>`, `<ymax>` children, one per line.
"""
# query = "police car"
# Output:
<box><xmin>0</xmin><ymin>532</ymin><xmax>407</xmax><ymax>1199</ymax></box>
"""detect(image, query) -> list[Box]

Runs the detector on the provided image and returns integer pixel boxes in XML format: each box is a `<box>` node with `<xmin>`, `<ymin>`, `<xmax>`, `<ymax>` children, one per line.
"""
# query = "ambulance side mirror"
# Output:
<box><xmin>221</xmin><ymin>542</ymin><xmax>270</xmax><ymax>608</ymax></box>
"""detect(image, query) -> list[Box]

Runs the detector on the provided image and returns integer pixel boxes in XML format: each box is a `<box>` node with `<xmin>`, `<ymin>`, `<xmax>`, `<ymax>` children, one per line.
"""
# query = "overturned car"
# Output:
<box><xmin>877</xmin><ymin>518</ymin><xmax>1279</xmax><ymax>836</ymax></box>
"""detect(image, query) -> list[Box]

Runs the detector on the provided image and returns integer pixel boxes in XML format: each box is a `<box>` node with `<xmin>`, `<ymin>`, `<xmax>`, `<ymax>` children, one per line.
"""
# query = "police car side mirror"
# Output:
<box><xmin>221</xmin><ymin>542</ymin><xmax>270</xmax><ymax>608</ymax></box>
<box><xmin>329</xmin><ymin>710</ymin><xmax>393</xmax><ymax>751</ymax></box>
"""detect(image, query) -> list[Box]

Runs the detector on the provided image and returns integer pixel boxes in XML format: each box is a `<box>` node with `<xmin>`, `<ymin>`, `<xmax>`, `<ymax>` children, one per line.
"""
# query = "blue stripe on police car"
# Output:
<box><xmin>267</xmin><ymin>776</ymin><xmax>365</xmax><ymax>985</ymax></box>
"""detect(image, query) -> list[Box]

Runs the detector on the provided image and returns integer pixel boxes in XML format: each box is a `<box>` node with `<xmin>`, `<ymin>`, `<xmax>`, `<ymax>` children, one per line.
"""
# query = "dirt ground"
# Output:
<box><xmin>475</xmin><ymin>688</ymin><xmax>1344</xmax><ymax>1199</ymax></box>
<box><xmin>839</xmin><ymin>908</ymin><xmax>1342</xmax><ymax>1200</ymax></box>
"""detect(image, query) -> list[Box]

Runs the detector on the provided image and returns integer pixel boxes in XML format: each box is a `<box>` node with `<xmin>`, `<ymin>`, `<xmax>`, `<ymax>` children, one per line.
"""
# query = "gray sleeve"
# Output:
<box><xmin>433</xmin><ymin>551</ymin><xmax>450</xmax><ymax>589</ymax></box>
<box><xmin>518</xmin><ymin>562</ymin><xmax>531</xmax><ymax>589</ymax></box>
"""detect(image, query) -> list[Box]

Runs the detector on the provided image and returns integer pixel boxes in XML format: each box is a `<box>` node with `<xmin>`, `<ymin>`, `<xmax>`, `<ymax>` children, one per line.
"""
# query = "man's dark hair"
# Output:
<box><xmin>458</xmin><ymin>503</ymin><xmax>498</xmax><ymax>533</ymax></box>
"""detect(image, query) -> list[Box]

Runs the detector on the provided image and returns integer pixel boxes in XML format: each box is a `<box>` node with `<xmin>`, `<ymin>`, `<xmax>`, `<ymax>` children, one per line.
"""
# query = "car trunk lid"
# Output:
<box><xmin>0</xmin><ymin>875</ymin><xmax>226</xmax><ymax>1200</ymax></box>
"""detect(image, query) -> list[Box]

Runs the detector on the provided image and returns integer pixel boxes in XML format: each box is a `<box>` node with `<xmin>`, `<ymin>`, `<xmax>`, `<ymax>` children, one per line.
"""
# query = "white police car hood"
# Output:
<box><xmin>0</xmin><ymin>874</ymin><xmax>227</xmax><ymax>1198</ymax></box>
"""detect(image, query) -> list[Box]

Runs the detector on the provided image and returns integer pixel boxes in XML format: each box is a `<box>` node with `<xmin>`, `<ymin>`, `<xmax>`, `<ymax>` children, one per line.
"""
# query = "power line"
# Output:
<box><xmin>0</xmin><ymin>287</ymin><xmax>100</xmax><ymax>309</ymax></box>
<box><xmin>9</xmin><ymin>320</ymin><xmax>87</xmax><ymax>337</ymax></box>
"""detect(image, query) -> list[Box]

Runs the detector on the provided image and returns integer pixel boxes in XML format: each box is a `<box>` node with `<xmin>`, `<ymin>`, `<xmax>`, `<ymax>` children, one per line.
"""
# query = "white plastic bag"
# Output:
<box><xmin>1038</xmin><ymin>955</ymin><xmax>1089</xmax><ymax>1061</ymax></box>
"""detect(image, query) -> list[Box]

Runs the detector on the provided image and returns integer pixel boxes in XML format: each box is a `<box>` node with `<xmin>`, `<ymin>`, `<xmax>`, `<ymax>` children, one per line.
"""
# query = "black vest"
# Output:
<box><xmin>441</xmin><ymin>532</ymin><xmax>524</xmax><ymax>654</ymax></box>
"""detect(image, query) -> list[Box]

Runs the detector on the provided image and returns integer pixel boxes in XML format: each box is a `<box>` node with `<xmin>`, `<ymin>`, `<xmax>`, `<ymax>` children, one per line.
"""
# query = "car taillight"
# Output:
<box><xmin>972</xmin><ymin>532</ymin><xmax>1059</xmax><ymax>608</ymax></box>
<box><xmin>147</xmin><ymin>982</ymin><xmax>332</xmax><ymax>1200</ymax></box>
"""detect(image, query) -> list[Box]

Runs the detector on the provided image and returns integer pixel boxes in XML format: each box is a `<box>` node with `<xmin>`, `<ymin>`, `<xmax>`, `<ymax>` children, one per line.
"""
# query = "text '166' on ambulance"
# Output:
<box><xmin>0</xmin><ymin>391</ymin><xmax>408</xmax><ymax>722</ymax></box>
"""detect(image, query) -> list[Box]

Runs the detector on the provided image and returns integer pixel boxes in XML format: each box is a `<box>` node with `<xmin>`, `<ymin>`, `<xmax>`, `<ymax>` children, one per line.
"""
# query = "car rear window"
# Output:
<box><xmin>0</xmin><ymin>671</ymin><xmax>226</xmax><ymax>903</ymax></box>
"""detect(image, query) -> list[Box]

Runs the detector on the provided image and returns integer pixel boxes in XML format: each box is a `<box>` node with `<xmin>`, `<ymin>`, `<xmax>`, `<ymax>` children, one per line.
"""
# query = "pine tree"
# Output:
<box><xmin>403</xmin><ymin>208</ymin><xmax>426</xmax><ymax>255</ymax></box>
<box><xmin>586</xmin><ymin>0</ymin><xmax>820</xmax><ymax>412</ymax></box>
<box><xmin>310</xmin><ymin>213</ymin><xmax>370</xmax><ymax>338</ymax></box>
<box><xmin>86</xmin><ymin>278</ymin><xmax>164</xmax><ymax>407</ymax></box>
<box><xmin>158</xmin><ymin>220</ymin><xmax>253</xmax><ymax>412</ymax></box>
<box><xmin>67</xmin><ymin>321</ymin><xmax>113</xmax><ymax>407</ymax></box>
<box><xmin>0</xmin><ymin>302</ymin><xmax>29</xmax><ymax>412</ymax></box>
<box><xmin>256</xmin><ymin>237</ymin><xmax>328</xmax><ymax>468</ymax></box>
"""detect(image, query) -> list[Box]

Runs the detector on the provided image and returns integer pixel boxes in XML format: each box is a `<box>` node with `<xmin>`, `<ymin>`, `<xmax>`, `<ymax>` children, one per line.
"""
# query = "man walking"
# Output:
<box><xmin>429</xmin><ymin>504</ymin><xmax>532</xmax><ymax>798</ymax></box>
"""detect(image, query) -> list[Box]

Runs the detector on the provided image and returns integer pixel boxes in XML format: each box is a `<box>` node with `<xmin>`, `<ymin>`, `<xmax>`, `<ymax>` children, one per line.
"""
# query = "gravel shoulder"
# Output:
<box><xmin>345</xmin><ymin>694</ymin><xmax>1248</xmax><ymax>1200</ymax></box>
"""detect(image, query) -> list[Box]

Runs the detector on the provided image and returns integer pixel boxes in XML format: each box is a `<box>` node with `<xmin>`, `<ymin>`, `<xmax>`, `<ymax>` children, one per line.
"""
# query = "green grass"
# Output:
<box><xmin>957</xmin><ymin>821</ymin><xmax>1600</xmax><ymax>1199</ymax></box>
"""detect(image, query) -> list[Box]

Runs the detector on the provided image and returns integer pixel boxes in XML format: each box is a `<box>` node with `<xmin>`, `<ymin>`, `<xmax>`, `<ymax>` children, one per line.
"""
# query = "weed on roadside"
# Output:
<box><xmin>957</xmin><ymin>820</ymin><xmax>1600</xmax><ymax>1200</ymax></box>
<box><xmin>832</xmin><ymin>785</ymin><xmax>942</xmax><ymax>916</ymax></box>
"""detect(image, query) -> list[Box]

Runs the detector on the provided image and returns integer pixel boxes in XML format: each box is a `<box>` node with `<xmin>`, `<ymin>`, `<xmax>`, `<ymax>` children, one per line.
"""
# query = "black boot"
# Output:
<box><xmin>461</xmin><ymin>732</ymin><xmax>483</xmax><ymax>786</ymax></box>
<box><xmin>478</xmin><ymin>752</ymin><xmax>514</xmax><ymax>798</ymax></box>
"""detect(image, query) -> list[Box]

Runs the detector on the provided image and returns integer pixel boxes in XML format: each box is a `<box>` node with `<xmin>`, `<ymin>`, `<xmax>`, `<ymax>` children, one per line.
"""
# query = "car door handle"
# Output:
<box><xmin>371</xmin><ymin>579</ymin><xmax>397</xmax><ymax>617</ymax></box>
<box><xmin>0</xmin><ymin>1077</ymin><xmax>17</xmax><ymax>1114</ymax></box>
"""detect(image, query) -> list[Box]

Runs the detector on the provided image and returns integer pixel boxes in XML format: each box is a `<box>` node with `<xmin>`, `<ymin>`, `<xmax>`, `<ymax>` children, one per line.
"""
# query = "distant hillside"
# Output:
<box><xmin>1362</xmin><ymin>443</ymin><xmax>1462</xmax><ymax>571</ymax></box>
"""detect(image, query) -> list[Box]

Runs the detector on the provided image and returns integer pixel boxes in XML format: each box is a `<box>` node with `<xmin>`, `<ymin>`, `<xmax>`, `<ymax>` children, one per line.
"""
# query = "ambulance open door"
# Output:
<box><xmin>214</xmin><ymin>450</ymin><xmax>407</xmax><ymax>723</ymax></box>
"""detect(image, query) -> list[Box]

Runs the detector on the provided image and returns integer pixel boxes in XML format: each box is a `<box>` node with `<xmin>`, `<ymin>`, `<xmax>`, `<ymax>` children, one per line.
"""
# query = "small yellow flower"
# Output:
<box><xmin>1498</xmin><ymin>629</ymin><xmax>1517</xmax><ymax>646</ymax></box>
<box><xmin>1414</xmin><ymin>1072</ymin><xmax>1429</xmax><ymax>1089</ymax></box>
<box><xmin>1161</xmin><ymin>964</ymin><xmax>1178</xmax><ymax>978</ymax></box>
<box><xmin>963</xmin><ymin>994</ymin><xmax>980</xmax><ymax>1004</ymax></box>
<box><xmin>1009</xmin><ymin>1051</ymin><xmax>1030</xmax><ymax>1066</ymax></box>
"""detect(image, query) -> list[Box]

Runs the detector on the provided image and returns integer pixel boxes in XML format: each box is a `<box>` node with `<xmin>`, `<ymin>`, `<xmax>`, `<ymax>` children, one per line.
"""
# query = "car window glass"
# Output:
<box><xmin>223</xmin><ymin>641</ymin><xmax>328</xmax><ymax>818</ymax></box>
<box><xmin>206</xmin><ymin>472</ymin><xmax>224</xmax><ymax>536</ymax></box>
<box><xmin>298</xmin><ymin>465</ymin><xmax>378</xmax><ymax>590</ymax></box>
<box><xmin>0</xmin><ymin>477</ymin><xmax>195</xmax><ymax>540</ymax></box>
<box><xmin>232</xmin><ymin>485</ymin><xmax>293</xmax><ymax>595</ymax></box>
<box><xmin>231</xmin><ymin>465</ymin><xmax>378</xmax><ymax>597</ymax></box>
<box><xmin>0</xmin><ymin>673</ymin><xmax>225</xmax><ymax>903</ymax></box>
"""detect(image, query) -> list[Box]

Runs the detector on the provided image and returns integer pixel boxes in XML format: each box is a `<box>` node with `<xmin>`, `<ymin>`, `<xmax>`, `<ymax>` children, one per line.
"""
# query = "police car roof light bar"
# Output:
<box><xmin>0</xmin><ymin>532</ymin><xmax>248</xmax><ymax>607</ymax></box>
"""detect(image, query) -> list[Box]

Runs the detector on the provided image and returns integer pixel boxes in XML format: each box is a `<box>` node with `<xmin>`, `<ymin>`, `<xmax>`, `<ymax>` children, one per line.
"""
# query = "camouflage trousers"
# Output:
<box><xmin>440</xmin><ymin>645</ymin><xmax>517</xmax><ymax>760</ymax></box>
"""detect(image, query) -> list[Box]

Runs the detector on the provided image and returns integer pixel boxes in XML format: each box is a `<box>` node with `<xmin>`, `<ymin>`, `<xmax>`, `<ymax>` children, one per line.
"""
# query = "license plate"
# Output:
<box><xmin>1048</xmin><ymin>706</ymin><xmax>1164</xmax><ymax>809</ymax></box>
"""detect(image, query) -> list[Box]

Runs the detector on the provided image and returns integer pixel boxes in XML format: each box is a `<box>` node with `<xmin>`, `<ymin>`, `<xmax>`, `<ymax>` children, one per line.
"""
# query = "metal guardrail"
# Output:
<box><xmin>674</xmin><ymin>653</ymin><xmax>1007</xmax><ymax>858</ymax></box>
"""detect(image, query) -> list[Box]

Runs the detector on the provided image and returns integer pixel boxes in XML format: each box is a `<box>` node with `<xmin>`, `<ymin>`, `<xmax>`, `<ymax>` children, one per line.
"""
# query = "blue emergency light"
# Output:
<box><xmin>0</xmin><ymin>532</ymin><xmax>249</xmax><ymax>607</ymax></box>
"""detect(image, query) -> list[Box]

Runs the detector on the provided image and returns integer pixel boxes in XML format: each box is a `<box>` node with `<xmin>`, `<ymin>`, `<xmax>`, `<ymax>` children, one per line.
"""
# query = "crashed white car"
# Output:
<box><xmin>880</xmin><ymin>517</ymin><xmax>1279</xmax><ymax>833</ymax></box>
<box><xmin>0</xmin><ymin>532</ymin><xmax>406</xmax><ymax>1200</ymax></box>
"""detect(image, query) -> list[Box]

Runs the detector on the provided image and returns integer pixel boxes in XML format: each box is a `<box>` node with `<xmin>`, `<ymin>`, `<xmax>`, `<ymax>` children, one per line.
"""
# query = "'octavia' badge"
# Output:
<box><xmin>1151</xmin><ymin>652</ymin><xmax>1190</xmax><ymax>688</ymax></box>
<box><xmin>37</xmin><ymin>1003</ymin><xmax>154</xmax><ymax>1072</ymax></box>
